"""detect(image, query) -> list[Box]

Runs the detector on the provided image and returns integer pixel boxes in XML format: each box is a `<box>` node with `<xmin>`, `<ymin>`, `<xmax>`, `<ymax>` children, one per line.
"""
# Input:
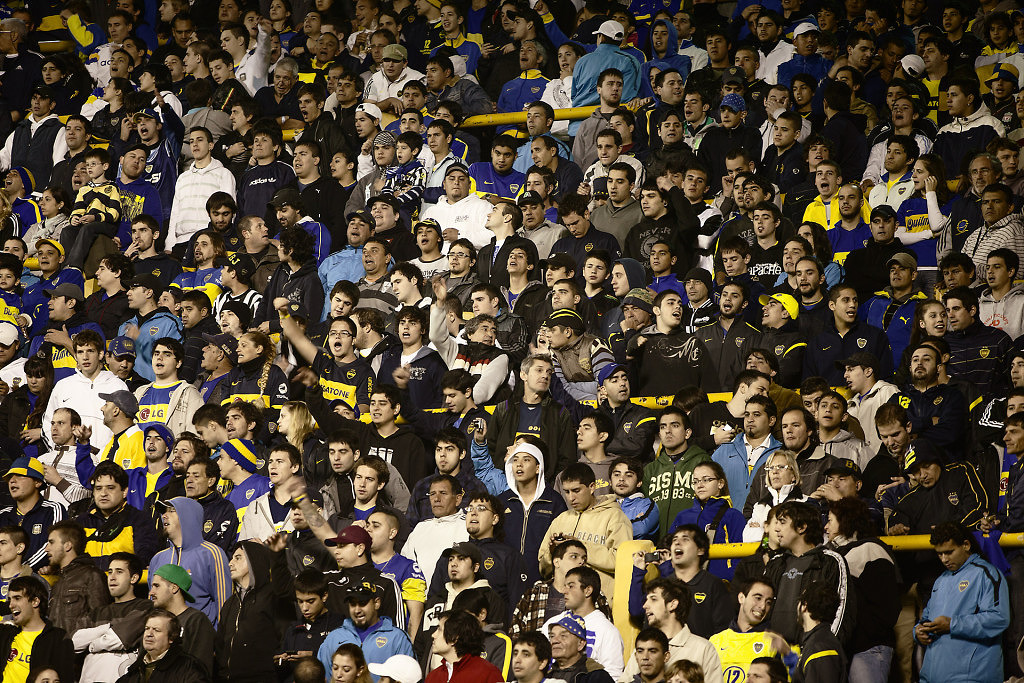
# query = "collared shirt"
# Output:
<box><xmin>744</xmin><ymin>435</ymin><xmax>770</xmax><ymax>471</ymax></box>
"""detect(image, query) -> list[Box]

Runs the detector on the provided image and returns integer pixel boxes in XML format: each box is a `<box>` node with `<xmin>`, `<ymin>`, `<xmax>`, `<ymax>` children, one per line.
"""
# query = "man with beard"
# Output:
<box><xmin>126</xmin><ymin>216</ymin><xmax>183</xmax><ymax>287</ymax></box>
<box><xmin>890</xmin><ymin>343</ymin><xmax>969</xmax><ymax>457</ymax></box>
<box><xmin>793</xmin><ymin>256</ymin><xmax>831</xmax><ymax>337</ymax></box>
<box><xmin>150</xmin><ymin>432</ymin><xmax>209</xmax><ymax>505</ymax></box>
<box><xmin>828</xmin><ymin>184</ymin><xmax>873</xmax><ymax>267</ymax></box>
<box><xmin>77</xmin><ymin>423</ymin><xmax>174</xmax><ymax>514</ymax></box>
<box><xmin>697</xmin><ymin>282</ymin><xmax>761</xmax><ymax>393</ymax></box>
<box><xmin>629</xmin><ymin>291</ymin><xmax>717</xmax><ymax>396</ymax></box>
<box><xmin>183</xmin><ymin>458</ymin><xmax>236</xmax><ymax>553</ymax></box>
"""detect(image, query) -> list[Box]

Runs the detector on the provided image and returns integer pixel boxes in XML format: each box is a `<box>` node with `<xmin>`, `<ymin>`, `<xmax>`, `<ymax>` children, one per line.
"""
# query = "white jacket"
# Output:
<box><xmin>420</xmin><ymin>194</ymin><xmax>494</xmax><ymax>249</ymax></box>
<box><xmin>979</xmin><ymin>283</ymin><xmax>1024</xmax><ymax>341</ymax></box>
<box><xmin>403</xmin><ymin>511</ymin><xmax>469</xmax><ymax>589</ymax></box>
<box><xmin>167</xmin><ymin>158</ymin><xmax>237</xmax><ymax>251</ymax></box>
<box><xmin>847</xmin><ymin>380</ymin><xmax>900</xmax><ymax>455</ymax></box>
<box><xmin>543</xmin><ymin>609</ymin><xmax>624</xmax><ymax>680</ymax></box>
<box><xmin>364</xmin><ymin>66</ymin><xmax>426</xmax><ymax>104</ymax></box>
<box><xmin>233</xmin><ymin>27</ymin><xmax>271</xmax><ymax>96</ymax></box>
<box><xmin>43</xmin><ymin>370</ymin><xmax>129</xmax><ymax>451</ymax></box>
<box><xmin>743</xmin><ymin>483</ymin><xmax>809</xmax><ymax>543</ymax></box>
<box><xmin>821</xmin><ymin>429</ymin><xmax>875</xmax><ymax>470</ymax></box>
<box><xmin>239</xmin><ymin>489</ymin><xmax>296</xmax><ymax>542</ymax></box>
<box><xmin>867</xmin><ymin>170</ymin><xmax>915</xmax><ymax>214</ymax></box>
<box><xmin>619</xmin><ymin>625</ymin><xmax>723</xmax><ymax>683</ymax></box>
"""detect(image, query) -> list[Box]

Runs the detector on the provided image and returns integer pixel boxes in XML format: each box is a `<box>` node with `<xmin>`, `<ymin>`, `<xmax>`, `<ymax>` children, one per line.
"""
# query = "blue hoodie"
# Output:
<box><xmin>711</xmin><ymin>434</ymin><xmax>783</xmax><ymax>508</ymax></box>
<box><xmin>641</xmin><ymin>21</ymin><xmax>692</xmax><ymax>90</ymax></box>
<box><xmin>317</xmin><ymin>616</ymin><xmax>414</xmax><ymax>676</ymax></box>
<box><xmin>118</xmin><ymin>308</ymin><xmax>184</xmax><ymax>381</ymax></box>
<box><xmin>148</xmin><ymin>496</ymin><xmax>232</xmax><ymax>626</ymax></box>
<box><xmin>668</xmin><ymin>497</ymin><xmax>746</xmax><ymax>580</ymax></box>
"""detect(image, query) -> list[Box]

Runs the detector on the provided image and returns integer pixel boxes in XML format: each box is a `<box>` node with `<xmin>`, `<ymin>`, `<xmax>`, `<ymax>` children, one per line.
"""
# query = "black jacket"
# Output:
<box><xmin>622</xmin><ymin>186</ymin><xmax>700</xmax><ymax>275</ymax></box>
<box><xmin>486</xmin><ymin>395</ymin><xmax>577</xmax><ymax>478</ymax></box>
<box><xmin>116</xmin><ymin>643</ymin><xmax>208</xmax><ymax>683</ymax></box>
<box><xmin>0</xmin><ymin>622</ymin><xmax>74</xmax><ymax>683</ymax></box>
<box><xmin>741</xmin><ymin>319</ymin><xmax>806</xmax><ymax>389</ymax></box>
<box><xmin>794</xmin><ymin>622</ymin><xmax>847</xmax><ymax>683</ymax></box>
<box><xmin>945</xmin><ymin>320</ymin><xmax>1013</xmax><ymax>397</ymax></box>
<box><xmin>763</xmin><ymin>545</ymin><xmax>854</xmax><ymax>646</ymax></box>
<box><xmin>698</xmin><ymin>124</ymin><xmax>764</xmax><ymax>194</ymax></box>
<box><xmin>256</xmin><ymin>260</ymin><xmax>326</xmax><ymax>335</ymax></box>
<box><xmin>194</xmin><ymin>489</ymin><xmax>239</xmax><ymax>554</ymax></box>
<box><xmin>477</xmin><ymin>234</ymin><xmax>539</xmax><ymax>290</ymax></box>
<box><xmin>843</xmin><ymin>239</ymin><xmax>915</xmax><ymax>302</ymax></box>
<box><xmin>890</xmin><ymin>461</ymin><xmax>987</xmax><ymax>533</ymax></box>
<box><xmin>890</xmin><ymin>383</ymin><xmax>969</xmax><ymax>456</ymax></box>
<box><xmin>180</xmin><ymin>314</ymin><xmax>221</xmax><ymax>384</ymax></box>
<box><xmin>84</xmin><ymin>289</ymin><xmax>132</xmax><ymax>340</ymax></box>
<box><xmin>426</xmin><ymin>537</ymin><xmax>528</xmax><ymax>622</ymax></box>
<box><xmin>364</xmin><ymin>425</ymin><xmax>429</xmax><ymax>491</ymax></box>
<box><xmin>215</xmin><ymin>541</ymin><xmax>288</xmax><ymax>682</ymax></box>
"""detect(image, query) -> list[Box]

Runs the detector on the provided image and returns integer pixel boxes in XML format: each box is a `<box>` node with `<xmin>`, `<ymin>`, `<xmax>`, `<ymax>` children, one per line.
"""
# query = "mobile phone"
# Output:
<box><xmin>644</xmin><ymin>552</ymin><xmax>661</xmax><ymax>563</ymax></box>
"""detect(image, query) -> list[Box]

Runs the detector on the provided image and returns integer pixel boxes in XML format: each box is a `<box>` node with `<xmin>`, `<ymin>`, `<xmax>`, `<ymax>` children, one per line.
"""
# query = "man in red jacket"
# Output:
<box><xmin>426</xmin><ymin>609</ymin><xmax>503</xmax><ymax>683</ymax></box>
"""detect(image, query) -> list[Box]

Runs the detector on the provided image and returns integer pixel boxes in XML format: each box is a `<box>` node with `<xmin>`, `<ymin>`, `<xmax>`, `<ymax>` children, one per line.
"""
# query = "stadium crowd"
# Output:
<box><xmin>2</xmin><ymin>0</ymin><xmax>1024</xmax><ymax>681</ymax></box>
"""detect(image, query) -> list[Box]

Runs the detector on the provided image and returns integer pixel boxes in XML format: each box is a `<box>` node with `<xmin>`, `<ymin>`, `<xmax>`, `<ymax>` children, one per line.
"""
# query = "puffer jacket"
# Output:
<box><xmin>820</xmin><ymin>430</ymin><xmax>875</xmax><ymax>470</ymax></box>
<box><xmin>859</xmin><ymin>288</ymin><xmax>928</xmax><ymax>367</ymax></box>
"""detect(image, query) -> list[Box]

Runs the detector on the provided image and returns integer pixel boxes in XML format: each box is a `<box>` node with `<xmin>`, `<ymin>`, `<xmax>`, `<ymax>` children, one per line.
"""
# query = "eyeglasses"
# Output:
<box><xmin>467</xmin><ymin>504</ymin><xmax>493</xmax><ymax>513</ymax></box>
<box><xmin>765</xmin><ymin>464</ymin><xmax>792</xmax><ymax>472</ymax></box>
<box><xmin>692</xmin><ymin>476</ymin><xmax>720</xmax><ymax>485</ymax></box>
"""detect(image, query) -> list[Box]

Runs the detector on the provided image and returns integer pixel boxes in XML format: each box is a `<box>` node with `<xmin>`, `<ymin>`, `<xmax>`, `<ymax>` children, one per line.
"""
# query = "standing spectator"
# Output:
<box><xmin>44</xmin><ymin>520</ymin><xmax>109</xmax><ymax>633</ymax></box>
<box><xmin>0</xmin><ymin>576</ymin><xmax>74</xmax><ymax>683</ymax></box>
<box><xmin>167</xmin><ymin>126</ymin><xmax>236</xmax><ymax>253</ymax></box>
<box><xmin>118</xmin><ymin>275</ymin><xmax>184</xmax><ymax>382</ymax></box>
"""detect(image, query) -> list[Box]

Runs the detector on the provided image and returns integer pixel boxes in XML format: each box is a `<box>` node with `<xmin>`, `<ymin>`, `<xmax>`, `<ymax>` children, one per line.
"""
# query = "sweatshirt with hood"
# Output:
<box><xmin>215</xmin><ymin>540</ymin><xmax>288</xmax><ymax>682</ymax></box>
<box><xmin>641</xmin><ymin>20</ymin><xmax>692</xmax><ymax>88</ymax></box>
<box><xmin>979</xmin><ymin>283</ymin><xmax>1024</xmax><ymax>341</ymax></box>
<box><xmin>538</xmin><ymin>494</ymin><xmax>633</xmax><ymax>599</ymax></box>
<box><xmin>148</xmin><ymin>496</ymin><xmax>232</xmax><ymax>626</ymax></box>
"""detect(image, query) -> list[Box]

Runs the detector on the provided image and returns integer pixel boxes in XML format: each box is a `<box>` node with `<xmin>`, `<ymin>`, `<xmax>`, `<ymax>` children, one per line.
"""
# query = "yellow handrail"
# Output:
<box><xmin>461</xmin><ymin>106</ymin><xmax>600</xmax><ymax>128</ymax></box>
<box><xmin>707</xmin><ymin>532</ymin><xmax>1024</xmax><ymax>559</ymax></box>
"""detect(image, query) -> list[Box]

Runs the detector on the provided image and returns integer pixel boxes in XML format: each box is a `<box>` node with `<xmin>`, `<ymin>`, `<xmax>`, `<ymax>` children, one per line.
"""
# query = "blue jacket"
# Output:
<box><xmin>118</xmin><ymin>307</ymin><xmax>184</xmax><ymax>381</ymax></box>
<box><xmin>471</xmin><ymin>438</ymin><xmax>509</xmax><ymax>496</ymax></box>
<box><xmin>116</xmin><ymin>176</ymin><xmax>164</xmax><ymax>247</ymax></box>
<box><xmin>669</xmin><ymin>497</ymin><xmax>746</xmax><ymax>580</ymax></box>
<box><xmin>859</xmin><ymin>289</ymin><xmax>928</xmax><ymax>368</ymax></box>
<box><xmin>317</xmin><ymin>617</ymin><xmax>414</xmax><ymax>675</ymax></box>
<box><xmin>319</xmin><ymin>247</ymin><xmax>365</xmax><ymax>313</ymax></box>
<box><xmin>22</xmin><ymin>267</ymin><xmax>85</xmax><ymax>337</ymax></box>
<box><xmin>148</xmin><ymin>496</ymin><xmax>232</xmax><ymax>626</ymax></box>
<box><xmin>497</xmin><ymin>69</ymin><xmax>550</xmax><ymax>135</ymax></box>
<box><xmin>916</xmin><ymin>553</ymin><xmax>1009</xmax><ymax>683</ymax></box>
<box><xmin>711</xmin><ymin>434</ymin><xmax>782</xmax><ymax>508</ymax></box>
<box><xmin>514</xmin><ymin>135</ymin><xmax>571</xmax><ymax>173</ymax></box>
<box><xmin>618</xmin><ymin>493</ymin><xmax>659</xmax><ymax>542</ymax></box>
<box><xmin>777</xmin><ymin>53</ymin><xmax>832</xmax><ymax>88</ymax></box>
<box><xmin>571</xmin><ymin>44</ymin><xmax>643</xmax><ymax>107</ymax></box>
<box><xmin>640</xmin><ymin>21</ymin><xmax>691</xmax><ymax>90</ymax></box>
<box><xmin>76</xmin><ymin>443</ymin><xmax>173</xmax><ymax>510</ymax></box>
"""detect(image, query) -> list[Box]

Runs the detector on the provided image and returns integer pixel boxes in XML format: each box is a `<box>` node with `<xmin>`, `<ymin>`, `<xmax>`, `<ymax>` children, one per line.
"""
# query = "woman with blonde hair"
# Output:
<box><xmin>277</xmin><ymin>401</ymin><xmax>328</xmax><ymax>486</ymax></box>
<box><xmin>221</xmin><ymin>330</ymin><xmax>289</xmax><ymax>435</ymax></box>
<box><xmin>743</xmin><ymin>450</ymin><xmax>809</xmax><ymax>543</ymax></box>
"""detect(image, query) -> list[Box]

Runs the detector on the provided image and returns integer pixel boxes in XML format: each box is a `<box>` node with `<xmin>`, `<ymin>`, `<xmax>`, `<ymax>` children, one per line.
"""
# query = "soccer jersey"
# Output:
<box><xmin>225</xmin><ymin>474</ymin><xmax>271</xmax><ymax>521</ymax></box>
<box><xmin>375</xmin><ymin>552</ymin><xmax>427</xmax><ymax>605</ymax></box>
<box><xmin>3</xmin><ymin>628</ymin><xmax>41</xmax><ymax>683</ymax></box>
<box><xmin>313</xmin><ymin>350</ymin><xmax>373</xmax><ymax>409</ymax></box>
<box><xmin>137</xmin><ymin>380</ymin><xmax>184</xmax><ymax>424</ymax></box>
<box><xmin>99</xmin><ymin>425</ymin><xmax>147</xmax><ymax>471</ymax></box>
<box><xmin>468</xmin><ymin>162</ymin><xmax>525</xmax><ymax>202</ymax></box>
<box><xmin>827</xmin><ymin>221</ymin><xmax>872</xmax><ymax>265</ymax></box>
<box><xmin>708</xmin><ymin>628</ymin><xmax>779</xmax><ymax>683</ymax></box>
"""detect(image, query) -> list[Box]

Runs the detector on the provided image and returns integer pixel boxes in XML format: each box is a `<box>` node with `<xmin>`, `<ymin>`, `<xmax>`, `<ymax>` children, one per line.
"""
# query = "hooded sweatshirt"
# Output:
<box><xmin>641</xmin><ymin>20</ymin><xmax>692</xmax><ymax>87</ymax></box>
<box><xmin>979</xmin><ymin>283</ymin><xmax>1024</xmax><ymax>341</ymax></box>
<box><xmin>538</xmin><ymin>494</ymin><xmax>633</xmax><ymax>599</ymax></box>
<box><xmin>215</xmin><ymin>541</ymin><xmax>283</xmax><ymax>682</ymax></box>
<box><xmin>148</xmin><ymin>496</ymin><xmax>232</xmax><ymax>626</ymax></box>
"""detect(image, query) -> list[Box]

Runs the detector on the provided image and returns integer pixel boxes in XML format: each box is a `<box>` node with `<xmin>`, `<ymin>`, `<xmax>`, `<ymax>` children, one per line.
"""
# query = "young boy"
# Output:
<box><xmin>648</xmin><ymin>240</ymin><xmax>687</xmax><ymax>297</ymax></box>
<box><xmin>761</xmin><ymin>111</ymin><xmax>806</xmax><ymax>194</ymax></box>
<box><xmin>276</xmin><ymin>569</ymin><xmax>344</xmax><ymax>676</ymax></box>
<box><xmin>610</xmin><ymin>457</ymin><xmax>658</xmax><ymax>542</ymax></box>
<box><xmin>409</xmin><ymin>219</ymin><xmax>449</xmax><ymax>282</ymax></box>
<box><xmin>382</xmin><ymin>131</ymin><xmax>428</xmax><ymax>218</ymax></box>
<box><xmin>582</xmin><ymin>250</ymin><xmax>620</xmax><ymax>317</ymax></box>
<box><xmin>70</xmin><ymin>148</ymin><xmax>121</xmax><ymax>230</ymax></box>
<box><xmin>351</xmin><ymin>458</ymin><xmax>388</xmax><ymax>522</ymax></box>
<box><xmin>0</xmin><ymin>254</ymin><xmax>24</xmax><ymax>329</ymax></box>
<box><xmin>0</xmin><ymin>526</ymin><xmax>29</xmax><ymax>614</ymax></box>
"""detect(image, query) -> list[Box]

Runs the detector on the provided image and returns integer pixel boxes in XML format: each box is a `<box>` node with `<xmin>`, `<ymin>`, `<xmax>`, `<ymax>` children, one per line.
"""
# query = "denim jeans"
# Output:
<box><xmin>849</xmin><ymin>644</ymin><xmax>894</xmax><ymax>683</ymax></box>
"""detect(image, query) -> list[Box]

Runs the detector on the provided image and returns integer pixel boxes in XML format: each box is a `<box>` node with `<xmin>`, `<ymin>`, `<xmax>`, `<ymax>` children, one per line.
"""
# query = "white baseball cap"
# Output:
<box><xmin>792</xmin><ymin>22</ymin><xmax>820</xmax><ymax>37</ymax></box>
<box><xmin>900</xmin><ymin>54</ymin><xmax>926</xmax><ymax>78</ymax></box>
<box><xmin>368</xmin><ymin>655</ymin><xmax>422</xmax><ymax>683</ymax></box>
<box><xmin>597</xmin><ymin>19</ymin><xmax>624</xmax><ymax>42</ymax></box>
<box><xmin>356</xmin><ymin>102</ymin><xmax>382</xmax><ymax>121</ymax></box>
<box><xmin>0</xmin><ymin>322</ymin><xmax>18</xmax><ymax>346</ymax></box>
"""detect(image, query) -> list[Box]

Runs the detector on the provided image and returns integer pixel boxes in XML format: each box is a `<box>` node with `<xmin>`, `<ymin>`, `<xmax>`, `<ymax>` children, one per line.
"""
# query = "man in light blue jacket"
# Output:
<box><xmin>570</xmin><ymin>21</ymin><xmax>642</xmax><ymax>109</ymax></box>
<box><xmin>711</xmin><ymin>395</ymin><xmax>782</xmax><ymax>506</ymax></box>
<box><xmin>317</xmin><ymin>580</ymin><xmax>415</xmax><ymax>674</ymax></box>
<box><xmin>915</xmin><ymin>521</ymin><xmax>1009</xmax><ymax>683</ymax></box>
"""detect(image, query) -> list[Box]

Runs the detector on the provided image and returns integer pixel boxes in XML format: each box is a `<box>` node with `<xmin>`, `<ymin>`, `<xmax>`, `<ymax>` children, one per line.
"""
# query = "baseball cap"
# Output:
<box><xmin>382</xmin><ymin>44</ymin><xmax>408</xmax><ymax>61</ymax></box>
<box><xmin>835</xmin><ymin>351</ymin><xmax>880</xmax><ymax>376</ymax></box>
<box><xmin>356</xmin><ymin>102</ymin><xmax>382</xmax><ymax>121</ymax></box>
<box><xmin>31</xmin><ymin>84</ymin><xmax>56</xmax><ymax>100</ymax></box>
<box><xmin>442</xmin><ymin>541</ymin><xmax>482</xmax><ymax>565</ymax></box>
<box><xmin>597</xmin><ymin>19</ymin><xmax>625</xmax><ymax>41</ymax></box>
<box><xmin>903</xmin><ymin>439</ymin><xmax>943</xmax><ymax>474</ymax></box>
<box><xmin>622</xmin><ymin>287</ymin><xmax>654</xmax><ymax>314</ymax></box>
<box><xmin>0</xmin><ymin>322</ymin><xmax>19</xmax><ymax>347</ymax></box>
<box><xmin>720</xmin><ymin>93</ymin><xmax>747</xmax><ymax>112</ymax></box>
<box><xmin>553</xmin><ymin>612</ymin><xmax>588</xmax><ymax>641</ymax></box>
<box><xmin>445</xmin><ymin>163</ymin><xmax>470</xmax><ymax>178</ymax></box>
<box><xmin>347</xmin><ymin>209</ymin><xmax>374</xmax><ymax>225</ymax></box>
<box><xmin>346</xmin><ymin>580</ymin><xmax>379</xmax><ymax>602</ymax></box>
<box><xmin>220</xmin><ymin>438</ymin><xmax>260</xmax><ymax>473</ymax></box>
<box><xmin>824</xmin><ymin>458</ymin><xmax>862</xmax><ymax>479</ymax></box>
<box><xmin>793</xmin><ymin>21</ymin><xmax>820</xmax><ymax>36</ymax></box>
<box><xmin>201</xmin><ymin>332</ymin><xmax>238</xmax><ymax>364</ymax></box>
<box><xmin>544</xmin><ymin>308</ymin><xmax>585</xmax><ymax>333</ymax></box>
<box><xmin>226</xmin><ymin>252</ymin><xmax>255</xmax><ymax>279</ymax></box>
<box><xmin>886</xmin><ymin>252</ymin><xmax>918</xmax><ymax>270</ymax></box>
<box><xmin>368</xmin><ymin>194</ymin><xmax>401</xmax><ymax>212</ymax></box>
<box><xmin>414</xmin><ymin>218</ymin><xmax>442</xmax><ymax>237</ymax></box>
<box><xmin>517</xmin><ymin>190</ymin><xmax>544</xmax><ymax>206</ymax></box>
<box><xmin>986</xmin><ymin>64</ymin><xmax>1020</xmax><ymax>87</ymax></box>
<box><xmin>759</xmin><ymin>293</ymin><xmax>799</xmax><ymax>320</ymax></box>
<box><xmin>153</xmin><ymin>564</ymin><xmax>195</xmax><ymax>602</ymax></box>
<box><xmin>324</xmin><ymin>525</ymin><xmax>373</xmax><ymax>549</ymax></box>
<box><xmin>99</xmin><ymin>390</ymin><xmax>139</xmax><ymax>418</ymax></box>
<box><xmin>109</xmin><ymin>336</ymin><xmax>136</xmax><ymax>359</ymax></box>
<box><xmin>44</xmin><ymin>282</ymin><xmax>85</xmax><ymax>303</ymax></box>
<box><xmin>870</xmin><ymin>205</ymin><xmax>897</xmax><ymax>222</ymax></box>
<box><xmin>128</xmin><ymin>274</ymin><xmax>165</xmax><ymax>299</ymax></box>
<box><xmin>596</xmin><ymin>363</ymin><xmax>627</xmax><ymax>385</ymax></box>
<box><xmin>723</xmin><ymin>66</ymin><xmax>745</xmax><ymax>86</ymax></box>
<box><xmin>268</xmin><ymin>187</ymin><xmax>302</xmax><ymax>210</ymax></box>
<box><xmin>592</xmin><ymin>176</ymin><xmax>609</xmax><ymax>199</ymax></box>
<box><xmin>900</xmin><ymin>54</ymin><xmax>925</xmax><ymax>78</ymax></box>
<box><xmin>5</xmin><ymin>456</ymin><xmax>44</xmax><ymax>482</ymax></box>
<box><xmin>368</xmin><ymin>655</ymin><xmax>423</xmax><ymax>683</ymax></box>
<box><xmin>35</xmin><ymin>238</ymin><xmax>64</xmax><ymax>258</ymax></box>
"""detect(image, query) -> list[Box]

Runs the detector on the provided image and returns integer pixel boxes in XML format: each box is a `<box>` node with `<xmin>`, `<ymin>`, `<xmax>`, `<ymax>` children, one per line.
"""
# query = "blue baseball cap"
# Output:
<box><xmin>554</xmin><ymin>612</ymin><xmax>588</xmax><ymax>641</ymax></box>
<box><xmin>720</xmin><ymin>93</ymin><xmax>747</xmax><ymax>112</ymax></box>
<box><xmin>596</xmin><ymin>363</ymin><xmax>627</xmax><ymax>385</ymax></box>
<box><xmin>109</xmin><ymin>336</ymin><xmax>136</xmax><ymax>359</ymax></box>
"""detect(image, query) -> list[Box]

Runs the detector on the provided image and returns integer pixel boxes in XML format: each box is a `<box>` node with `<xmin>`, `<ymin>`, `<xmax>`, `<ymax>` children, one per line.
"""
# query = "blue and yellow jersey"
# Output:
<box><xmin>468</xmin><ymin>162</ymin><xmax>525</xmax><ymax>202</ymax></box>
<box><xmin>313</xmin><ymin>350</ymin><xmax>373</xmax><ymax>409</ymax></box>
<box><xmin>709</xmin><ymin>629</ymin><xmax>779</xmax><ymax>683</ymax></box>
<box><xmin>375</xmin><ymin>552</ymin><xmax>426</xmax><ymax>605</ymax></box>
<box><xmin>172</xmin><ymin>267</ymin><xmax>223</xmax><ymax>306</ymax></box>
<box><xmin>225</xmin><ymin>474</ymin><xmax>271</xmax><ymax>522</ymax></box>
<box><xmin>137</xmin><ymin>380</ymin><xmax>185</xmax><ymax>424</ymax></box>
<box><xmin>98</xmin><ymin>425</ymin><xmax>147</xmax><ymax>471</ymax></box>
<box><xmin>827</xmin><ymin>220</ymin><xmax>872</xmax><ymax>265</ymax></box>
<box><xmin>0</xmin><ymin>289</ymin><xmax>24</xmax><ymax>327</ymax></box>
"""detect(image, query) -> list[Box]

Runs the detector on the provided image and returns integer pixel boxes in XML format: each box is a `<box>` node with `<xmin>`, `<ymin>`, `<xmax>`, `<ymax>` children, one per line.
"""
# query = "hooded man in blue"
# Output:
<box><xmin>316</xmin><ymin>579</ymin><xmax>414</xmax><ymax>674</ymax></box>
<box><xmin>571</xmin><ymin>21</ymin><xmax>642</xmax><ymax>108</ymax></box>
<box><xmin>149</xmin><ymin>496</ymin><xmax>232</xmax><ymax>626</ymax></box>
<box><xmin>641</xmin><ymin>20</ymin><xmax>692</xmax><ymax>90</ymax></box>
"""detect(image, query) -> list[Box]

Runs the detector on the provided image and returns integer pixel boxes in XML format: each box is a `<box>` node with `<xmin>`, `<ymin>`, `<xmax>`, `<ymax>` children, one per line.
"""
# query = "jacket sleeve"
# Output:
<box><xmin>802</xmin><ymin>647</ymin><xmax>844</xmax><ymax>683</ymax></box>
<box><xmin>42</xmin><ymin>629</ymin><xmax>77</xmax><ymax>683</ymax></box>
<box><xmin>627</xmin><ymin>565</ymin><xmax>647</xmax><ymax>622</ymax></box>
<box><xmin>75</xmin><ymin>443</ymin><xmax>97</xmax><ymax>491</ymax></box>
<box><xmin>469</xmin><ymin>439</ymin><xmax>508</xmax><ymax>496</ymax></box>
<box><xmin>950</xmin><ymin>563</ymin><xmax>1011</xmax><ymax>641</ymax></box>
<box><xmin>472</xmin><ymin>354</ymin><xmax>509</xmax><ymax>406</ymax></box>
<box><xmin>132</xmin><ymin>512</ymin><xmax>161</xmax><ymax>566</ymax></box>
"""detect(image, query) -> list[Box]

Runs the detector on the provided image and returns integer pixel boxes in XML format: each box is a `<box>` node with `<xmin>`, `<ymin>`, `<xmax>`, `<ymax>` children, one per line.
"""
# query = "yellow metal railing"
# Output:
<box><xmin>462</xmin><ymin>106</ymin><xmax>599</xmax><ymax>128</ymax></box>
